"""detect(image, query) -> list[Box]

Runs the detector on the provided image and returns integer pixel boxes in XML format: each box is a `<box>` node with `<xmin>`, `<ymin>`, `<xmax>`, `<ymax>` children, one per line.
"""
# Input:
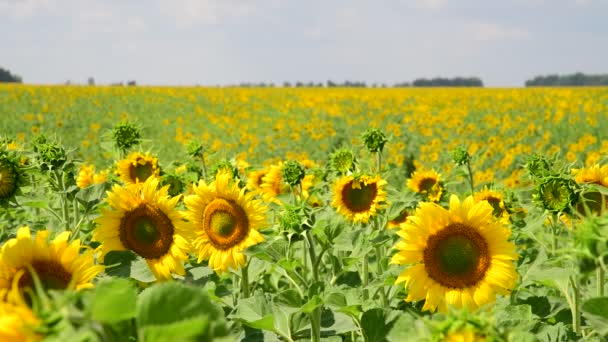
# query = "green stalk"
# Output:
<box><xmin>54</xmin><ymin>170</ymin><xmax>70</xmax><ymax>231</ymax></box>
<box><xmin>570</xmin><ymin>276</ymin><xmax>581</xmax><ymax>335</ymax></box>
<box><xmin>376</xmin><ymin>151</ymin><xmax>382</xmax><ymax>174</ymax></box>
<box><xmin>550</xmin><ymin>214</ymin><xmax>558</xmax><ymax>254</ymax></box>
<box><xmin>466</xmin><ymin>160</ymin><xmax>475</xmax><ymax>195</ymax></box>
<box><xmin>200</xmin><ymin>154</ymin><xmax>208</xmax><ymax>180</ymax></box>
<box><xmin>375</xmin><ymin>245</ymin><xmax>388</xmax><ymax>307</ymax></box>
<box><xmin>241</xmin><ymin>263</ymin><xmax>250</xmax><ymax>298</ymax></box>
<box><xmin>362</xmin><ymin>255</ymin><xmax>369</xmax><ymax>300</ymax></box>
<box><xmin>598</xmin><ymin>266</ymin><xmax>605</xmax><ymax>297</ymax></box>
<box><xmin>305</xmin><ymin>229</ymin><xmax>321</xmax><ymax>342</ymax></box>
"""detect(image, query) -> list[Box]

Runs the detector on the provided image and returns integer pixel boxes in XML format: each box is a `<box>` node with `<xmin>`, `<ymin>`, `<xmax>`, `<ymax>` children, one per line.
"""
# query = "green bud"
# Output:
<box><xmin>112</xmin><ymin>122</ymin><xmax>141</xmax><ymax>152</ymax></box>
<box><xmin>281</xmin><ymin>160</ymin><xmax>305</xmax><ymax>186</ymax></box>
<box><xmin>533</xmin><ymin>176</ymin><xmax>577</xmax><ymax>213</ymax></box>
<box><xmin>525</xmin><ymin>153</ymin><xmax>554</xmax><ymax>179</ymax></box>
<box><xmin>279</xmin><ymin>206</ymin><xmax>303</xmax><ymax>233</ymax></box>
<box><xmin>330</xmin><ymin>148</ymin><xmax>356</xmax><ymax>174</ymax></box>
<box><xmin>0</xmin><ymin>154</ymin><xmax>22</xmax><ymax>205</ymax></box>
<box><xmin>451</xmin><ymin>146</ymin><xmax>470</xmax><ymax>166</ymax></box>
<box><xmin>361</xmin><ymin>128</ymin><xmax>387</xmax><ymax>153</ymax></box>
<box><xmin>210</xmin><ymin>160</ymin><xmax>239</xmax><ymax>179</ymax></box>
<box><xmin>37</xmin><ymin>143</ymin><xmax>67</xmax><ymax>171</ymax></box>
<box><xmin>187</xmin><ymin>141</ymin><xmax>205</xmax><ymax>159</ymax></box>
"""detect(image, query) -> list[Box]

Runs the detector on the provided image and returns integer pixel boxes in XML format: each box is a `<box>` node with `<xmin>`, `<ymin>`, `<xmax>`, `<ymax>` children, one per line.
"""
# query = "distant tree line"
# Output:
<box><xmin>525</xmin><ymin>73</ymin><xmax>608</xmax><ymax>86</ymax></box>
<box><xmin>235</xmin><ymin>78</ymin><xmax>483</xmax><ymax>88</ymax></box>
<box><xmin>0</xmin><ymin>67</ymin><xmax>22</xmax><ymax>83</ymax></box>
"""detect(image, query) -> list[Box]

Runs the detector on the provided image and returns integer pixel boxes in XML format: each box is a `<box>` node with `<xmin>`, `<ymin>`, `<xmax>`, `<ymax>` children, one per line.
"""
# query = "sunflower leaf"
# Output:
<box><xmin>88</xmin><ymin>278</ymin><xmax>137</xmax><ymax>323</ymax></box>
<box><xmin>581</xmin><ymin>297</ymin><xmax>608</xmax><ymax>336</ymax></box>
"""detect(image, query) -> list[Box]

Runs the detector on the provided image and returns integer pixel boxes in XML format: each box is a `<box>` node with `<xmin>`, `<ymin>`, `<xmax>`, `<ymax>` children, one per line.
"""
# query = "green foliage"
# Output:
<box><xmin>281</xmin><ymin>160</ymin><xmax>305</xmax><ymax>186</ymax></box>
<box><xmin>111</xmin><ymin>121</ymin><xmax>141</xmax><ymax>153</ymax></box>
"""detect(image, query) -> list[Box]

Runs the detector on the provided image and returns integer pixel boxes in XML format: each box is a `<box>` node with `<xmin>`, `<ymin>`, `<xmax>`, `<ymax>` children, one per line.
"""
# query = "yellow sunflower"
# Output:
<box><xmin>407</xmin><ymin>169</ymin><xmax>443</xmax><ymax>202</ymax></box>
<box><xmin>473</xmin><ymin>188</ymin><xmax>510</xmax><ymax>224</ymax></box>
<box><xmin>246</xmin><ymin>168</ymin><xmax>268</xmax><ymax>193</ymax></box>
<box><xmin>76</xmin><ymin>164</ymin><xmax>95</xmax><ymax>189</ymax></box>
<box><xmin>0</xmin><ymin>226</ymin><xmax>103</xmax><ymax>298</ymax></box>
<box><xmin>259</xmin><ymin>162</ymin><xmax>290</xmax><ymax>204</ymax></box>
<box><xmin>184</xmin><ymin>172</ymin><xmax>266</xmax><ymax>274</ymax></box>
<box><xmin>572</xmin><ymin>164</ymin><xmax>608</xmax><ymax>186</ymax></box>
<box><xmin>94</xmin><ymin>177</ymin><xmax>191</xmax><ymax>281</ymax></box>
<box><xmin>391</xmin><ymin>195</ymin><xmax>518</xmax><ymax>313</ymax></box>
<box><xmin>387</xmin><ymin>208</ymin><xmax>410</xmax><ymax>229</ymax></box>
<box><xmin>0</xmin><ymin>290</ymin><xmax>41</xmax><ymax>341</ymax></box>
<box><xmin>116</xmin><ymin>152</ymin><xmax>160</xmax><ymax>185</ymax></box>
<box><xmin>442</xmin><ymin>328</ymin><xmax>485</xmax><ymax>342</ymax></box>
<box><xmin>332</xmin><ymin>175</ymin><xmax>388</xmax><ymax>223</ymax></box>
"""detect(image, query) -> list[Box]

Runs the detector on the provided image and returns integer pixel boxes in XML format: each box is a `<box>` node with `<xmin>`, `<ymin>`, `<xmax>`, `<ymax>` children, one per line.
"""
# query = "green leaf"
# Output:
<box><xmin>75</xmin><ymin>182</ymin><xmax>111</xmax><ymax>209</ymax></box>
<box><xmin>140</xmin><ymin>317</ymin><xmax>209</xmax><ymax>342</ymax></box>
<box><xmin>233</xmin><ymin>293</ymin><xmax>277</xmax><ymax>332</ymax></box>
<box><xmin>104</xmin><ymin>251</ymin><xmax>156</xmax><ymax>283</ymax></box>
<box><xmin>582</xmin><ymin>297</ymin><xmax>608</xmax><ymax>336</ymax></box>
<box><xmin>495</xmin><ymin>305</ymin><xmax>536</xmax><ymax>330</ymax></box>
<box><xmin>137</xmin><ymin>282</ymin><xmax>223</xmax><ymax>328</ymax></box>
<box><xmin>361</xmin><ymin>308</ymin><xmax>389</xmax><ymax>342</ymax></box>
<box><xmin>301</xmin><ymin>295</ymin><xmax>323</xmax><ymax>314</ymax></box>
<box><xmin>387</xmin><ymin>314</ymin><xmax>418</xmax><ymax>342</ymax></box>
<box><xmin>89</xmin><ymin>278</ymin><xmax>137</xmax><ymax>323</ymax></box>
<box><xmin>22</xmin><ymin>200</ymin><xmax>49</xmax><ymax>208</ymax></box>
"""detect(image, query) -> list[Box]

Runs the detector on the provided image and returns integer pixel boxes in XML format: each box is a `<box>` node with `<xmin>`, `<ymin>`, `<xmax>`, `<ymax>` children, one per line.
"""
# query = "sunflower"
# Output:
<box><xmin>442</xmin><ymin>329</ymin><xmax>485</xmax><ymax>342</ymax></box>
<box><xmin>116</xmin><ymin>152</ymin><xmax>160</xmax><ymax>185</ymax></box>
<box><xmin>407</xmin><ymin>169</ymin><xmax>443</xmax><ymax>202</ymax></box>
<box><xmin>572</xmin><ymin>164</ymin><xmax>608</xmax><ymax>186</ymax></box>
<box><xmin>391</xmin><ymin>195</ymin><xmax>518</xmax><ymax>313</ymax></box>
<box><xmin>332</xmin><ymin>175</ymin><xmax>388</xmax><ymax>223</ymax></box>
<box><xmin>246</xmin><ymin>168</ymin><xmax>268</xmax><ymax>193</ymax></box>
<box><xmin>0</xmin><ymin>291</ymin><xmax>41</xmax><ymax>341</ymax></box>
<box><xmin>0</xmin><ymin>153</ymin><xmax>23</xmax><ymax>206</ymax></box>
<box><xmin>259</xmin><ymin>163</ymin><xmax>290</xmax><ymax>204</ymax></box>
<box><xmin>473</xmin><ymin>188</ymin><xmax>510</xmax><ymax>224</ymax></box>
<box><xmin>387</xmin><ymin>208</ymin><xmax>410</xmax><ymax>229</ymax></box>
<box><xmin>0</xmin><ymin>227</ymin><xmax>103</xmax><ymax>298</ymax></box>
<box><xmin>94</xmin><ymin>178</ymin><xmax>191</xmax><ymax>281</ymax></box>
<box><xmin>184</xmin><ymin>172</ymin><xmax>266</xmax><ymax>274</ymax></box>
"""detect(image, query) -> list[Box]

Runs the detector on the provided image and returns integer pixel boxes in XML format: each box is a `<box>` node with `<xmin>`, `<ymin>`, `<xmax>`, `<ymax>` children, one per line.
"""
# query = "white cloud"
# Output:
<box><xmin>0</xmin><ymin>0</ymin><xmax>53</xmax><ymax>18</ymax></box>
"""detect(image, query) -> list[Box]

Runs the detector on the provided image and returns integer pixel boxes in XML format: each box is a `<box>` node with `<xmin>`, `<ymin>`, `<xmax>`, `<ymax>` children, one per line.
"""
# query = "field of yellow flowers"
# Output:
<box><xmin>1</xmin><ymin>84</ymin><xmax>608</xmax><ymax>341</ymax></box>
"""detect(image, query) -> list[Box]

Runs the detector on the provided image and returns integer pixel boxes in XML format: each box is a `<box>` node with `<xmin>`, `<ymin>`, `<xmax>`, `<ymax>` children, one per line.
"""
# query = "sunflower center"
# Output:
<box><xmin>210</xmin><ymin>211</ymin><xmax>237</xmax><ymax>237</ymax></box>
<box><xmin>203</xmin><ymin>198</ymin><xmax>249</xmax><ymax>250</ymax></box>
<box><xmin>0</xmin><ymin>164</ymin><xmax>17</xmax><ymax>198</ymax></box>
<box><xmin>341</xmin><ymin>181</ymin><xmax>378</xmax><ymax>212</ymax></box>
<box><xmin>130</xmin><ymin>162</ymin><xmax>153</xmax><ymax>182</ymax></box>
<box><xmin>18</xmin><ymin>260</ymin><xmax>72</xmax><ymax>291</ymax></box>
<box><xmin>423</xmin><ymin>223</ymin><xmax>490</xmax><ymax>288</ymax></box>
<box><xmin>484</xmin><ymin>196</ymin><xmax>503</xmax><ymax>217</ymax></box>
<box><xmin>419</xmin><ymin>178</ymin><xmax>437</xmax><ymax>192</ymax></box>
<box><xmin>120</xmin><ymin>203</ymin><xmax>174</xmax><ymax>259</ymax></box>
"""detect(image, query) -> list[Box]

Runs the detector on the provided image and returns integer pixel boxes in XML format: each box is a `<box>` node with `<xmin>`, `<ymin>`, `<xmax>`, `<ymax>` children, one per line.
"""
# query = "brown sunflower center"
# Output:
<box><xmin>341</xmin><ymin>181</ymin><xmax>378</xmax><ymax>213</ymax></box>
<box><xmin>0</xmin><ymin>164</ymin><xmax>17</xmax><ymax>198</ymax></box>
<box><xmin>483</xmin><ymin>196</ymin><xmax>503</xmax><ymax>217</ymax></box>
<box><xmin>119</xmin><ymin>203</ymin><xmax>174</xmax><ymax>259</ymax></box>
<box><xmin>18</xmin><ymin>260</ymin><xmax>72</xmax><ymax>291</ymax></box>
<box><xmin>203</xmin><ymin>198</ymin><xmax>249</xmax><ymax>249</ymax></box>
<box><xmin>129</xmin><ymin>162</ymin><xmax>154</xmax><ymax>182</ymax></box>
<box><xmin>418</xmin><ymin>177</ymin><xmax>437</xmax><ymax>192</ymax></box>
<box><xmin>423</xmin><ymin>223</ymin><xmax>490</xmax><ymax>288</ymax></box>
<box><xmin>390</xmin><ymin>208</ymin><xmax>409</xmax><ymax>225</ymax></box>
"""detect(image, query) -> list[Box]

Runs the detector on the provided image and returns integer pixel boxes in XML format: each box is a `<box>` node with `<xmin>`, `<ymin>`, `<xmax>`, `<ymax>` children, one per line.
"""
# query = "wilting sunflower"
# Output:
<box><xmin>0</xmin><ymin>227</ymin><xmax>103</xmax><ymax>298</ymax></box>
<box><xmin>572</xmin><ymin>164</ymin><xmax>608</xmax><ymax>186</ymax></box>
<box><xmin>0</xmin><ymin>290</ymin><xmax>41</xmax><ymax>341</ymax></box>
<box><xmin>407</xmin><ymin>169</ymin><xmax>444</xmax><ymax>202</ymax></box>
<box><xmin>259</xmin><ymin>163</ymin><xmax>290</xmax><ymax>204</ymax></box>
<box><xmin>332</xmin><ymin>175</ymin><xmax>388</xmax><ymax>223</ymax></box>
<box><xmin>116</xmin><ymin>152</ymin><xmax>160</xmax><ymax>185</ymax></box>
<box><xmin>94</xmin><ymin>178</ymin><xmax>191</xmax><ymax>281</ymax></box>
<box><xmin>473</xmin><ymin>188</ymin><xmax>510</xmax><ymax>224</ymax></box>
<box><xmin>184</xmin><ymin>172</ymin><xmax>266</xmax><ymax>274</ymax></box>
<box><xmin>391</xmin><ymin>195</ymin><xmax>518</xmax><ymax>313</ymax></box>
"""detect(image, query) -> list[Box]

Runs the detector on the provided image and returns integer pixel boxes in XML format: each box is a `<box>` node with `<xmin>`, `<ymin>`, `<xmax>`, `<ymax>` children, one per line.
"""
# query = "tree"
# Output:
<box><xmin>0</xmin><ymin>67</ymin><xmax>22</xmax><ymax>83</ymax></box>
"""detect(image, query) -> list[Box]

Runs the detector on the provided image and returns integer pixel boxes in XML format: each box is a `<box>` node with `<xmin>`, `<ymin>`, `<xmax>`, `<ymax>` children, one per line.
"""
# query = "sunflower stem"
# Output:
<box><xmin>569</xmin><ymin>276</ymin><xmax>581</xmax><ymax>335</ymax></box>
<box><xmin>549</xmin><ymin>213</ymin><xmax>558</xmax><ymax>255</ymax></box>
<box><xmin>304</xmin><ymin>229</ymin><xmax>322</xmax><ymax>342</ymax></box>
<box><xmin>362</xmin><ymin>255</ymin><xmax>369</xmax><ymax>300</ymax></box>
<box><xmin>241</xmin><ymin>263</ymin><xmax>250</xmax><ymax>298</ymax></box>
<box><xmin>53</xmin><ymin>169</ymin><xmax>70</xmax><ymax>231</ymax></box>
<box><xmin>598</xmin><ymin>266</ymin><xmax>605</xmax><ymax>297</ymax></box>
<box><xmin>375</xmin><ymin>244</ymin><xmax>388</xmax><ymax>307</ymax></box>
<box><xmin>200</xmin><ymin>153</ymin><xmax>208</xmax><ymax>180</ymax></box>
<box><xmin>376</xmin><ymin>151</ymin><xmax>382</xmax><ymax>174</ymax></box>
<box><xmin>466</xmin><ymin>160</ymin><xmax>475</xmax><ymax>195</ymax></box>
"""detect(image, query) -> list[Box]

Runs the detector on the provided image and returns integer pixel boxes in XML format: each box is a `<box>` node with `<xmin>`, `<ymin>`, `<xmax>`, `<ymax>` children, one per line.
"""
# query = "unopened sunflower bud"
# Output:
<box><xmin>451</xmin><ymin>146</ymin><xmax>470</xmax><ymax>166</ymax></box>
<box><xmin>112</xmin><ymin>121</ymin><xmax>141</xmax><ymax>152</ymax></box>
<box><xmin>281</xmin><ymin>160</ymin><xmax>305</xmax><ymax>186</ymax></box>
<box><xmin>361</xmin><ymin>128</ymin><xmax>387</xmax><ymax>153</ymax></box>
<box><xmin>533</xmin><ymin>176</ymin><xmax>577</xmax><ymax>213</ymax></box>
<box><xmin>330</xmin><ymin>148</ymin><xmax>356</xmax><ymax>174</ymax></box>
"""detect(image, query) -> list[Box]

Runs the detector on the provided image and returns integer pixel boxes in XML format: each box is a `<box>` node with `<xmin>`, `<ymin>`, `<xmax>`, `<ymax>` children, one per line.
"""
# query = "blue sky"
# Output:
<box><xmin>1</xmin><ymin>0</ymin><xmax>607</xmax><ymax>86</ymax></box>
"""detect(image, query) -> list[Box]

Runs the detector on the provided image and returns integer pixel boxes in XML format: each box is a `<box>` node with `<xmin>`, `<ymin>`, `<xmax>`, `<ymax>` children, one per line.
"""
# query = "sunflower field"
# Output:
<box><xmin>1</xmin><ymin>84</ymin><xmax>608</xmax><ymax>341</ymax></box>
